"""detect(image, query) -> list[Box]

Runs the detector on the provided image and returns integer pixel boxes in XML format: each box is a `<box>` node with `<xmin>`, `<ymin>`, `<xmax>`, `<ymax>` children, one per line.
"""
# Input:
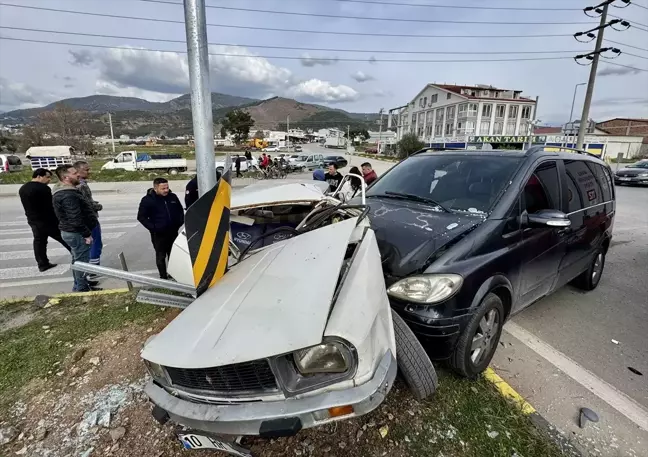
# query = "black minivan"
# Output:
<box><xmin>363</xmin><ymin>146</ymin><xmax>615</xmax><ymax>377</ymax></box>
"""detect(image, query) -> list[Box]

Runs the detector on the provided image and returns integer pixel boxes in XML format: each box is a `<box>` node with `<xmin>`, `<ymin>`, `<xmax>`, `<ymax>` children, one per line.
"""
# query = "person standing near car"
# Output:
<box><xmin>361</xmin><ymin>162</ymin><xmax>378</xmax><ymax>185</ymax></box>
<box><xmin>74</xmin><ymin>161</ymin><xmax>103</xmax><ymax>278</ymax></box>
<box><xmin>235</xmin><ymin>155</ymin><xmax>242</xmax><ymax>178</ymax></box>
<box><xmin>244</xmin><ymin>149</ymin><xmax>253</xmax><ymax>168</ymax></box>
<box><xmin>52</xmin><ymin>165</ymin><xmax>99</xmax><ymax>292</ymax></box>
<box><xmin>185</xmin><ymin>175</ymin><xmax>199</xmax><ymax>209</ymax></box>
<box><xmin>324</xmin><ymin>163</ymin><xmax>343</xmax><ymax>193</ymax></box>
<box><xmin>137</xmin><ymin>178</ymin><xmax>185</xmax><ymax>279</ymax></box>
<box><xmin>19</xmin><ymin>168</ymin><xmax>71</xmax><ymax>272</ymax></box>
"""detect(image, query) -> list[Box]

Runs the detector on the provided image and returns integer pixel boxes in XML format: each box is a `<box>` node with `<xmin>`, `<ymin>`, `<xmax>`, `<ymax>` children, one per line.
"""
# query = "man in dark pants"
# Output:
<box><xmin>19</xmin><ymin>168</ymin><xmax>71</xmax><ymax>271</ymax></box>
<box><xmin>185</xmin><ymin>175</ymin><xmax>199</xmax><ymax>210</ymax></box>
<box><xmin>137</xmin><ymin>178</ymin><xmax>185</xmax><ymax>279</ymax></box>
<box><xmin>52</xmin><ymin>165</ymin><xmax>100</xmax><ymax>292</ymax></box>
<box><xmin>74</xmin><ymin>160</ymin><xmax>103</xmax><ymax>279</ymax></box>
<box><xmin>235</xmin><ymin>155</ymin><xmax>242</xmax><ymax>177</ymax></box>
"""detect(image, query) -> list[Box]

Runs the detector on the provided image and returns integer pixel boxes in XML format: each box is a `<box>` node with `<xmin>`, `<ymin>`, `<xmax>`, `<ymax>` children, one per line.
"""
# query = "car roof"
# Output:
<box><xmin>413</xmin><ymin>147</ymin><xmax>608</xmax><ymax>164</ymax></box>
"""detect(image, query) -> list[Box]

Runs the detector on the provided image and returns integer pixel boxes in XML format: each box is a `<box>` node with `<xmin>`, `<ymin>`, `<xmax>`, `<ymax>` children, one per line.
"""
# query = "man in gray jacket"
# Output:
<box><xmin>74</xmin><ymin>161</ymin><xmax>103</xmax><ymax>279</ymax></box>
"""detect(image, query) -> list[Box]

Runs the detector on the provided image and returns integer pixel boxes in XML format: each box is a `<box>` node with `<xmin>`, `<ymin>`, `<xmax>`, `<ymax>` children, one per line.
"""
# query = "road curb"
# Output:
<box><xmin>484</xmin><ymin>367</ymin><xmax>585</xmax><ymax>456</ymax></box>
<box><xmin>0</xmin><ymin>288</ymin><xmax>131</xmax><ymax>307</ymax></box>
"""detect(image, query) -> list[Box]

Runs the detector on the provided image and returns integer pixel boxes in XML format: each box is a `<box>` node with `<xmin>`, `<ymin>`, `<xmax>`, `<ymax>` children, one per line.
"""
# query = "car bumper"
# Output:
<box><xmin>145</xmin><ymin>350</ymin><xmax>397</xmax><ymax>437</ymax></box>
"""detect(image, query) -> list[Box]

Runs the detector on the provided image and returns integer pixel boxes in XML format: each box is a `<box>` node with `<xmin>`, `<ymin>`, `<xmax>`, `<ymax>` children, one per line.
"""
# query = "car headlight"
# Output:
<box><xmin>144</xmin><ymin>360</ymin><xmax>168</xmax><ymax>384</ymax></box>
<box><xmin>294</xmin><ymin>342</ymin><xmax>351</xmax><ymax>375</ymax></box>
<box><xmin>387</xmin><ymin>274</ymin><xmax>463</xmax><ymax>304</ymax></box>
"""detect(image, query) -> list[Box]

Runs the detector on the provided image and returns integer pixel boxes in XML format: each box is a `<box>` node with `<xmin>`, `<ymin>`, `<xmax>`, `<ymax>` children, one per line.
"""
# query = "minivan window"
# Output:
<box><xmin>565</xmin><ymin>160</ymin><xmax>603</xmax><ymax>208</ymax></box>
<box><xmin>523</xmin><ymin>161</ymin><xmax>559</xmax><ymax>214</ymax></box>
<box><xmin>588</xmin><ymin>163</ymin><xmax>612</xmax><ymax>202</ymax></box>
<box><xmin>366</xmin><ymin>155</ymin><xmax>522</xmax><ymax>213</ymax></box>
<box><xmin>7</xmin><ymin>156</ymin><xmax>22</xmax><ymax>165</ymax></box>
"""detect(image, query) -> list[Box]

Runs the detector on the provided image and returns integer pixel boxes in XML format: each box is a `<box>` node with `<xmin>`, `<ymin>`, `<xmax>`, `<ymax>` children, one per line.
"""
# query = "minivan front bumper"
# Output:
<box><xmin>145</xmin><ymin>350</ymin><xmax>397</xmax><ymax>437</ymax></box>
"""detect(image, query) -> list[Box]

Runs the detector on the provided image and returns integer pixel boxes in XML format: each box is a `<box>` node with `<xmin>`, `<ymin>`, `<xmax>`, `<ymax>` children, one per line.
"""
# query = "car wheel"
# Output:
<box><xmin>450</xmin><ymin>293</ymin><xmax>504</xmax><ymax>379</ymax></box>
<box><xmin>391</xmin><ymin>309</ymin><xmax>438</xmax><ymax>400</ymax></box>
<box><xmin>572</xmin><ymin>249</ymin><xmax>605</xmax><ymax>291</ymax></box>
<box><xmin>168</xmin><ymin>168</ymin><xmax>179</xmax><ymax>175</ymax></box>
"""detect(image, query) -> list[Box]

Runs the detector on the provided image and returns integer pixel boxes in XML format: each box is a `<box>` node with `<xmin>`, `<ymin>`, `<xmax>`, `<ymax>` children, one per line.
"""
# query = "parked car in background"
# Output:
<box><xmin>0</xmin><ymin>154</ymin><xmax>23</xmax><ymax>173</ymax></box>
<box><xmin>358</xmin><ymin>146</ymin><xmax>615</xmax><ymax>378</ymax></box>
<box><xmin>614</xmin><ymin>159</ymin><xmax>648</xmax><ymax>186</ymax></box>
<box><xmin>215</xmin><ymin>155</ymin><xmax>258</xmax><ymax>174</ymax></box>
<box><xmin>263</xmin><ymin>146</ymin><xmax>280</xmax><ymax>153</ymax></box>
<box><xmin>293</xmin><ymin>154</ymin><xmax>325</xmax><ymax>170</ymax></box>
<box><xmin>323</xmin><ymin>155</ymin><xmax>348</xmax><ymax>169</ymax></box>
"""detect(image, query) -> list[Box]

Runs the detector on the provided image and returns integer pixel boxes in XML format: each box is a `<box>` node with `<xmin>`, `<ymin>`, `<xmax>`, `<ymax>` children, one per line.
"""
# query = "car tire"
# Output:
<box><xmin>450</xmin><ymin>292</ymin><xmax>504</xmax><ymax>379</ymax></box>
<box><xmin>572</xmin><ymin>248</ymin><xmax>605</xmax><ymax>291</ymax></box>
<box><xmin>168</xmin><ymin>168</ymin><xmax>179</xmax><ymax>175</ymax></box>
<box><xmin>392</xmin><ymin>309</ymin><xmax>438</xmax><ymax>400</ymax></box>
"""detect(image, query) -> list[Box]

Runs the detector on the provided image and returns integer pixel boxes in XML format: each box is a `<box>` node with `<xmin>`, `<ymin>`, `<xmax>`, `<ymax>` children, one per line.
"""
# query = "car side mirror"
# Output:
<box><xmin>524</xmin><ymin>209</ymin><xmax>571</xmax><ymax>228</ymax></box>
<box><xmin>113</xmin><ymin>158</ymin><xmax>118</xmax><ymax>163</ymax></box>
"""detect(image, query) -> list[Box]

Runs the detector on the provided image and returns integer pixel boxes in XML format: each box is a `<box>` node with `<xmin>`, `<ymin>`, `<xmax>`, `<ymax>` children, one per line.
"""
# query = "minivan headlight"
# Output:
<box><xmin>144</xmin><ymin>360</ymin><xmax>168</xmax><ymax>384</ymax></box>
<box><xmin>294</xmin><ymin>342</ymin><xmax>352</xmax><ymax>374</ymax></box>
<box><xmin>387</xmin><ymin>274</ymin><xmax>463</xmax><ymax>304</ymax></box>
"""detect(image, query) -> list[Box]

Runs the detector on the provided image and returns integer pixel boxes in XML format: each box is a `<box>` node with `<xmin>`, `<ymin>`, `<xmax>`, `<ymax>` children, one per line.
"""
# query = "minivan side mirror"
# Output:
<box><xmin>524</xmin><ymin>209</ymin><xmax>571</xmax><ymax>228</ymax></box>
<box><xmin>113</xmin><ymin>158</ymin><xmax>118</xmax><ymax>163</ymax></box>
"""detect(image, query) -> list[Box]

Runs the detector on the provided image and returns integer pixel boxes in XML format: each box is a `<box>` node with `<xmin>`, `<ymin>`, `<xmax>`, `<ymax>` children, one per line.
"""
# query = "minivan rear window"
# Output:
<box><xmin>7</xmin><ymin>156</ymin><xmax>22</xmax><ymax>165</ymax></box>
<box><xmin>367</xmin><ymin>155</ymin><xmax>522</xmax><ymax>213</ymax></box>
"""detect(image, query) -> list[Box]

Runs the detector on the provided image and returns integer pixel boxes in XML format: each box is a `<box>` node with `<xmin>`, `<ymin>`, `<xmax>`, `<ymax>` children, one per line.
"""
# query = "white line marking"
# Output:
<box><xmin>0</xmin><ymin>216</ymin><xmax>137</xmax><ymax>227</ymax></box>
<box><xmin>0</xmin><ymin>232</ymin><xmax>126</xmax><ymax>246</ymax></box>
<box><xmin>0</xmin><ymin>223</ymin><xmax>137</xmax><ymax>236</ymax></box>
<box><xmin>0</xmin><ymin>269</ymin><xmax>159</xmax><ymax>289</ymax></box>
<box><xmin>505</xmin><ymin>321</ymin><xmax>648</xmax><ymax>432</ymax></box>
<box><xmin>0</xmin><ymin>248</ymin><xmax>70</xmax><ymax>261</ymax></box>
<box><xmin>0</xmin><ymin>264</ymin><xmax>70</xmax><ymax>280</ymax></box>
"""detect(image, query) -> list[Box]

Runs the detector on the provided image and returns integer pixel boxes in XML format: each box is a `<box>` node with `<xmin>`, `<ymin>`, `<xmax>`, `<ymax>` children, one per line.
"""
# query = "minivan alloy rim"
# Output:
<box><xmin>471</xmin><ymin>309</ymin><xmax>500</xmax><ymax>365</ymax></box>
<box><xmin>592</xmin><ymin>253</ymin><xmax>603</xmax><ymax>283</ymax></box>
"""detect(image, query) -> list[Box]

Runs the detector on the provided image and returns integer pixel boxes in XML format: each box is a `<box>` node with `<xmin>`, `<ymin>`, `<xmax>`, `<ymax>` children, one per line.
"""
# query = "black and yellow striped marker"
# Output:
<box><xmin>184</xmin><ymin>160</ymin><xmax>232</xmax><ymax>296</ymax></box>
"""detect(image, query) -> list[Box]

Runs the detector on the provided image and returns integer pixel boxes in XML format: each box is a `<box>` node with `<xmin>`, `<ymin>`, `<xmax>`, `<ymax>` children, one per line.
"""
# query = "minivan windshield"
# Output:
<box><xmin>367</xmin><ymin>154</ymin><xmax>522</xmax><ymax>213</ymax></box>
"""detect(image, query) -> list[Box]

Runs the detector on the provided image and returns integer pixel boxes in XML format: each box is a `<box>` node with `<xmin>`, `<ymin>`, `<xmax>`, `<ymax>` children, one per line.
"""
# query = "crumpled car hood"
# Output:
<box><xmin>142</xmin><ymin>217</ymin><xmax>360</xmax><ymax>369</ymax></box>
<box><xmin>366</xmin><ymin>198</ymin><xmax>483</xmax><ymax>280</ymax></box>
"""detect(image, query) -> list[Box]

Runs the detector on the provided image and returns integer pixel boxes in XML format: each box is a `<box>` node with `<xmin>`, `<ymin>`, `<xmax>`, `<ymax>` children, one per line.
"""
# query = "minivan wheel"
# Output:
<box><xmin>573</xmin><ymin>249</ymin><xmax>605</xmax><ymax>291</ymax></box>
<box><xmin>450</xmin><ymin>293</ymin><xmax>504</xmax><ymax>379</ymax></box>
<box><xmin>392</xmin><ymin>309</ymin><xmax>438</xmax><ymax>400</ymax></box>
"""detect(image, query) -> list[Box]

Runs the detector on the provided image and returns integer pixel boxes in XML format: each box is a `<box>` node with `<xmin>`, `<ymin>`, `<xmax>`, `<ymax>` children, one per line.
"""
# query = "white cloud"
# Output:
<box><xmin>0</xmin><ymin>77</ymin><xmax>58</xmax><ymax>111</ymax></box>
<box><xmin>300</xmin><ymin>54</ymin><xmax>339</xmax><ymax>67</ymax></box>
<box><xmin>289</xmin><ymin>79</ymin><xmax>360</xmax><ymax>103</ymax></box>
<box><xmin>351</xmin><ymin>71</ymin><xmax>374</xmax><ymax>83</ymax></box>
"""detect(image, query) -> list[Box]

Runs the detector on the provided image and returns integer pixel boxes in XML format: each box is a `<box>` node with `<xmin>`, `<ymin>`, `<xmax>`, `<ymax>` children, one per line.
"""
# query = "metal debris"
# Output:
<box><xmin>579</xmin><ymin>408</ymin><xmax>600</xmax><ymax>428</ymax></box>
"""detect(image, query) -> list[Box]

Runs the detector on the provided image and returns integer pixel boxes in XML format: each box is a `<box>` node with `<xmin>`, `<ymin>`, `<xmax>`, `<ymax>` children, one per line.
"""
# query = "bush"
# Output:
<box><xmin>397</xmin><ymin>133</ymin><xmax>425</xmax><ymax>159</ymax></box>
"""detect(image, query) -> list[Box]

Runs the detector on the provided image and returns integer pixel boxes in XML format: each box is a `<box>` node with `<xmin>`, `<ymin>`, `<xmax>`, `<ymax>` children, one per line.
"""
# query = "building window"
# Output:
<box><xmin>458</xmin><ymin>104</ymin><xmax>467</xmax><ymax>115</ymax></box>
<box><xmin>446</xmin><ymin>106</ymin><xmax>455</xmax><ymax>119</ymax></box>
<box><xmin>468</xmin><ymin>103</ymin><xmax>478</xmax><ymax>116</ymax></box>
<box><xmin>412</xmin><ymin>113</ymin><xmax>417</xmax><ymax>124</ymax></box>
<box><xmin>506</xmin><ymin>121</ymin><xmax>516</xmax><ymax>135</ymax></box>
<box><xmin>447</xmin><ymin>93</ymin><xmax>452</xmax><ymax>100</ymax></box>
<box><xmin>495</xmin><ymin>104</ymin><xmax>506</xmax><ymax>118</ymax></box>
<box><xmin>482</xmin><ymin>104</ymin><xmax>492</xmax><ymax>118</ymax></box>
<box><xmin>480</xmin><ymin>121</ymin><xmax>491</xmax><ymax>135</ymax></box>
<box><xmin>434</xmin><ymin>124</ymin><xmax>442</xmax><ymax>136</ymax></box>
<box><xmin>423</xmin><ymin>96</ymin><xmax>427</xmax><ymax>107</ymax></box>
<box><xmin>509</xmin><ymin>105</ymin><xmax>519</xmax><ymax>119</ymax></box>
<box><xmin>493</xmin><ymin>122</ymin><xmax>504</xmax><ymax>135</ymax></box>
<box><xmin>465</xmin><ymin>121</ymin><xmax>475</xmax><ymax>134</ymax></box>
<box><xmin>435</xmin><ymin>108</ymin><xmax>444</xmax><ymax>124</ymax></box>
<box><xmin>426</xmin><ymin>125</ymin><xmax>433</xmax><ymax>137</ymax></box>
<box><xmin>445</xmin><ymin>123</ymin><xmax>453</xmax><ymax>135</ymax></box>
<box><xmin>426</xmin><ymin>110</ymin><xmax>433</xmax><ymax>124</ymax></box>
<box><xmin>520</xmin><ymin>121</ymin><xmax>530</xmax><ymax>134</ymax></box>
<box><xmin>431</xmin><ymin>94</ymin><xmax>438</xmax><ymax>104</ymax></box>
<box><xmin>521</xmin><ymin>105</ymin><xmax>532</xmax><ymax>119</ymax></box>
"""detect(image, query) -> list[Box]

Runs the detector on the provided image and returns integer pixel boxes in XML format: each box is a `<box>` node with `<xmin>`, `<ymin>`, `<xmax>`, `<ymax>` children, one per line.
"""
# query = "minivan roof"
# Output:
<box><xmin>413</xmin><ymin>146</ymin><xmax>606</xmax><ymax>163</ymax></box>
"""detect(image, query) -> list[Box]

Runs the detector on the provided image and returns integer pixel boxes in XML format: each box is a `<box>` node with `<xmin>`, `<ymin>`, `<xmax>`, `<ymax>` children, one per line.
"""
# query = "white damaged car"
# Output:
<box><xmin>81</xmin><ymin>179</ymin><xmax>438</xmax><ymax>456</ymax></box>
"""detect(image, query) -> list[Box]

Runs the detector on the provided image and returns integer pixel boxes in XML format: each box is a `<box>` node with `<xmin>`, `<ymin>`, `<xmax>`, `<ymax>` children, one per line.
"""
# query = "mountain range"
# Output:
<box><xmin>0</xmin><ymin>93</ymin><xmax>381</xmax><ymax>136</ymax></box>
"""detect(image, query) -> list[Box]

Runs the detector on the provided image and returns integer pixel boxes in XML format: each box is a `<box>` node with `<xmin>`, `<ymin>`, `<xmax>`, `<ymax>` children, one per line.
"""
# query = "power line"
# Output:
<box><xmin>140</xmin><ymin>0</ymin><xmax>597</xmax><ymax>25</ymax></box>
<box><xmin>223</xmin><ymin>0</ymin><xmax>585</xmax><ymax>11</ymax></box>
<box><xmin>623</xmin><ymin>51</ymin><xmax>648</xmax><ymax>59</ymax></box>
<box><xmin>0</xmin><ymin>26</ymin><xmax>588</xmax><ymax>55</ymax></box>
<box><xmin>0</xmin><ymin>3</ymin><xmax>576</xmax><ymax>39</ymax></box>
<box><xmin>630</xmin><ymin>1</ymin><xmax>648</xmax><ymax>10</ymax></box>
<box><xmin>0</xmin><ymin>36</ymin><xmax>578</xmax><ymax>63</ymax></box>
<box><xmin>609</xmin><ymin>14</ymin><xmax>648</xmax><ymax>27</ymax></box>
<box><xmin>601</xmin><ymin>60</ymin><xmax>648</xmax><ymax>71</ymax></box>
<box><xmin>604</xmin><ymin>39</ymin><xmax>648</xmax><ymax>51</ymax></box>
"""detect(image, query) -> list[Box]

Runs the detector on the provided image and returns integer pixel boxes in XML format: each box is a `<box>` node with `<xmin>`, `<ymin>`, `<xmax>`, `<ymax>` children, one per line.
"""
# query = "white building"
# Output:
<box><xmin>390</xmin><ymin>83</ymin><xmax>538</xmax><ymax>145</ymax></box>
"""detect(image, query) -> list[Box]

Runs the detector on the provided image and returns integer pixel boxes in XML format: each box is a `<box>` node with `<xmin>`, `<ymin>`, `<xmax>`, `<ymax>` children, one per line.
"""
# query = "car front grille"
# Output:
<box><xmin>164</xmin><ymin>359</ymin><xmax>278</xmax><ymax>395</ymax></box>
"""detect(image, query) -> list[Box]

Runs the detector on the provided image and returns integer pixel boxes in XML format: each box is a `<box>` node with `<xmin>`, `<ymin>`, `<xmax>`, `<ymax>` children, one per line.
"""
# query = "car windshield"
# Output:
<box><xmin>627</xmin><ymin>161</ymin><xmax>648</xmax><ymax>169</ymax></box>
<box><xmin>366</xmin><ymin>154</ymin><xmax>522</xmax><ymax>213</ymax></box>
<box><xmin>297</xmin><ymin>155</ymin><xmax>308</xmax><ymax>161</ymax></box>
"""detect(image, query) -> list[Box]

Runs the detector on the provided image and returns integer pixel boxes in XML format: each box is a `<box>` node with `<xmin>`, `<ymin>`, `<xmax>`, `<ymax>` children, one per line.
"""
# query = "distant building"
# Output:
<box><xmin>596</xmin><ymin>118</ymin><xmax>648</xmax><ymax>150</ymax></box>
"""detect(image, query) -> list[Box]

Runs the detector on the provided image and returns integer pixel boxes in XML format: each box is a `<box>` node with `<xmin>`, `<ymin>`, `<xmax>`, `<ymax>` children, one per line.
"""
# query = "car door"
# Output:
<box><xmin>556</xmin><ymin>159</ymin><xmax>613</xmax><ymax>286</ymax></box>
<box><xmin>517</xmin><ymin>160</ymin><xmax>568</xmax><ymax>308</ymax></box>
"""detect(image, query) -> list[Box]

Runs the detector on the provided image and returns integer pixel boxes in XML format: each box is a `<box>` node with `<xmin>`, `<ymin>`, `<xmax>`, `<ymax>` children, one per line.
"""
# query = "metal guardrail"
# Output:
<box><xmin>136</xmin><ymin>290</ymin><xmax>193</xmax><ymax>309</ymax></box>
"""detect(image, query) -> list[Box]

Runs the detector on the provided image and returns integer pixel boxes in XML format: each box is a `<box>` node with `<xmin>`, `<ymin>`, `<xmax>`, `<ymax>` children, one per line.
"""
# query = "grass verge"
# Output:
<box><xmin>0</xmin><ymin>292</ymin><xmax>165</xmax><ymax>410</ymax></box>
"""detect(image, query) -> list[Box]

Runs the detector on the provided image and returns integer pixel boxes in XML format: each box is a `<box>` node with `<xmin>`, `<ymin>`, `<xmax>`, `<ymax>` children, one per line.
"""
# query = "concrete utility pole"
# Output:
<box><xmin>576</xmin><ymin>2</ymin><xmax>609</xmax><ymax>150</ymax></box>
<box><xmin>286</xmin><ymin>115</ymin><xmax>290</xmax><ymax>149</ymax></box>
<box><xmin>108</xmin><ymin>112</ymin><xmax>115</xmax><ymax>154</ymax></box>
<box><xmin>183</xmin><ymin>0</ymin><xmax>216</xmax><ymax>196</ymax></box>
<box><xmin>377</xmin><ymin>108</ymin><xmax>384</xmax><ymax>154</ymax></box>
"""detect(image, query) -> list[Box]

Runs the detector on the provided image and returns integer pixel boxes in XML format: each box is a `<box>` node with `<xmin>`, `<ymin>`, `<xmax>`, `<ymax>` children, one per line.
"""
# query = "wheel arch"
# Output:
<box><xmin>468</xmin><ymin>274</ymin><xmax>514</xmax><ymax>320</ymax></box>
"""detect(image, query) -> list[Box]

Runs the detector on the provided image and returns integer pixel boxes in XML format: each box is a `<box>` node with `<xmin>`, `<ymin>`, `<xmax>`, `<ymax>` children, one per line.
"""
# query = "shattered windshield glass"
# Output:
<box><xmin>367</xmin><ymin>154</ymin><xmax>522</xmax><ymax>213</ymax></box>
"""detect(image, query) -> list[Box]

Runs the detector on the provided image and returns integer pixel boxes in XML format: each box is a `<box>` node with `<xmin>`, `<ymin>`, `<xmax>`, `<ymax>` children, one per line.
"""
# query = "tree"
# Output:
<box><xmin>397</xmin><ymin>133</ymin><xmax>425</xmax><ymax>159</ymax></box>
<box><xmin>347</xmin><ymin>128</ymin><xmax>370</xmax><ymax>143</ymax></box>
<box><xmin>253</xmin><ymin>130</ymin><xmax>264</xmax><ymax>139</ymax></box>
<box><xmin>221</xmin><ymin>109</ymin><xmax>255</xmax><ymax>143</ymax></box>
<box><xmin>33</xmin><ymin>103</ymin><xmax>96</xmax><ymax>155</ymax></box>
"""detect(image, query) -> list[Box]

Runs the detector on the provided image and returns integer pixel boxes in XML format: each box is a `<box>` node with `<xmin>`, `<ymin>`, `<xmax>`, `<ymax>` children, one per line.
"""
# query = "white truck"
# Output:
<box><xmin>101</xmin><ymin>150</ymin><xmax>188</xmax><ymax>174</ymax></box>
<box><xmin>25</xmin><ymin>145</ymin><xmax>74</xmax><ymax>170</ymax></box>
<box><xmin>324</xmin><ymin>136</ymin><xmax>347</xmax><ymax>149</ymax></box>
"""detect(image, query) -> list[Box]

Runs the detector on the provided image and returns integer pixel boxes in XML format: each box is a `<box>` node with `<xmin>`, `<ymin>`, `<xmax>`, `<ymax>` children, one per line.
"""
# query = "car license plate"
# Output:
<box><xmin>619</xmin><ymin>177</ymin><xmax>631</xmax><ymax>181</ymax></box>
<box><xmin>178</xmin><ymin>433</ymin><xmax>252</xmax><ymax>456</ymax></box>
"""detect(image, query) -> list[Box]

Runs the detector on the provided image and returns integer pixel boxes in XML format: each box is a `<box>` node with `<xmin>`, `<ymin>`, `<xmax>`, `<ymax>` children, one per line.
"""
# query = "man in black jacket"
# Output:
<box><xmin>52</xmin><ymin>165</ymin><xmax>99</xmax><ymax>292</ymax></box>
<box><xmin>185</xmin><ymin>176</ymin><xmax>199</xmax><ymax>210</ymax></box>
<box><xmin>19</xmin><ymin>168</ymin><xmax>71</xmax><ymax>271</ymax></box>
<box><xmin>137</xmin><ymin>178</ymin><xmax>185</xmax><ymax>279</ymax></box>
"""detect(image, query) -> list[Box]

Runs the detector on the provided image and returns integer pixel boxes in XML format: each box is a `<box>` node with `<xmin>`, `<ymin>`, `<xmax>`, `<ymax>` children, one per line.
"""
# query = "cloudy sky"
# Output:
<box><xmin>0</xmin><ymin>0</ymin><xmax>646</xmax><ymax>124</ymax></box>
